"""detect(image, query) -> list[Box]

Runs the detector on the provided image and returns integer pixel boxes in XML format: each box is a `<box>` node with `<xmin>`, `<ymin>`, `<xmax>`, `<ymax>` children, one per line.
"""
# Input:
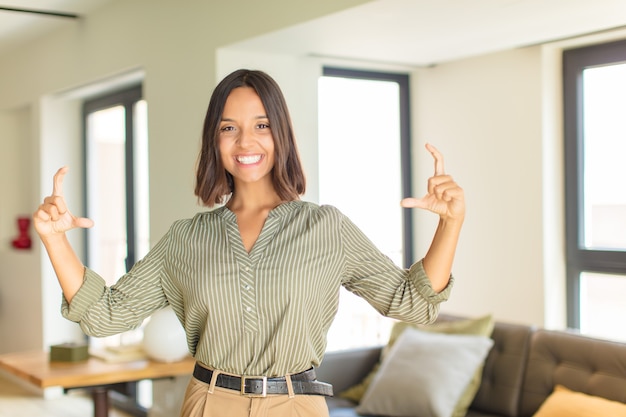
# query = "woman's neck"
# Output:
<box><xmin>227</xmin><ymin>181</ymin><xmax>284</xmax><ymax>213</ymax></box>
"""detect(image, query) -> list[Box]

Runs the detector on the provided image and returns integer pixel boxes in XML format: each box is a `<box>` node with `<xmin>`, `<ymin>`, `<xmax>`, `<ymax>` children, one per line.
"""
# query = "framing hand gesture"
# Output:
<box><xmin>33</xmin><ymin>166</ymin><xmax>94</xmax><ymax>238</ymax></box>
<box><xmin>401</xmin><ymin>143</ymin><xmax>465</xmax><ymax>223</ymax></box>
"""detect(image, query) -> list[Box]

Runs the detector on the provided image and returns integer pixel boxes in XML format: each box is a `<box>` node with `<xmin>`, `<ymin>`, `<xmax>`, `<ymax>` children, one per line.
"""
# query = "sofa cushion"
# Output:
<box><xmin>469</xmin><ymin>320</ymin><xmax>534</xmax><ymax>417</ymax></box>
<box><xmin>520</xmin><ymin>329</ymin><xmax>626</xmax><ymax>416</ymax></box>
<box><xmin>340</xmin><ymin>313</ymin><xmax>494</xmax><ymax>417</ymax></box>
<box><xmin>356</xmin><ymin>327</ymin><xmax>493</xmax><ymax>417</ymax></box>
<box><xmin>533</xmin><ymin>385</ymin><xmax>626</xmax><ymax>417</ymax></box>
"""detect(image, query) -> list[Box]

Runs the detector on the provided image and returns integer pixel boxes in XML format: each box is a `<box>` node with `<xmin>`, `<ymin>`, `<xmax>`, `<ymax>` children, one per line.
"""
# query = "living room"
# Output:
<box><xmin>1</xmin><ymin>0</ymin><xmax>625</xmax><ymax>416</ymax></box>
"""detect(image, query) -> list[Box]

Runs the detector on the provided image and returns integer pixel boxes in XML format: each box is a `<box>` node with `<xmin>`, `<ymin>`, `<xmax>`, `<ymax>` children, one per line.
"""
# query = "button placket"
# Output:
<box><xmin>239</xmin><ymin>216</ymin><xmax>281</xmax><ymax>333</ymax></box>
<box><xmin>222</xmin><ymin>206</ymin><xmax>285</xmax><ymax>334</ymax></box>
<box><xmin>239</xmin><ymin>261</ymin><xmax>258</xmax><ymax>332</ymax></box>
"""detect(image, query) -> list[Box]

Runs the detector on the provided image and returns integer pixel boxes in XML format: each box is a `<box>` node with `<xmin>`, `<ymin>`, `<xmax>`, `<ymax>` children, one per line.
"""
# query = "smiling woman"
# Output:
<box><xmin>33</xmin><ymin>68</ymin><xmax>464</xmax><ymax>417</ymax></box>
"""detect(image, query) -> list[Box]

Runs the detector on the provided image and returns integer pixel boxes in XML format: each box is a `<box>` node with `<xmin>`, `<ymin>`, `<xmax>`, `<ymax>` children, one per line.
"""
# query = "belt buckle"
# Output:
<box><xmin>240</xmin><ymin>375</ymin><xmax>268</xmax><ymax>397</ymax></box>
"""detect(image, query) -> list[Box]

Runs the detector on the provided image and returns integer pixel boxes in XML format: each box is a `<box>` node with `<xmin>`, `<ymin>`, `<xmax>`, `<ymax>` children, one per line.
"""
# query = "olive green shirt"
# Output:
<box><xmin>62</xmin><ymin>201</ymin><xmax>453</xmax><ymax>376</ymax></box>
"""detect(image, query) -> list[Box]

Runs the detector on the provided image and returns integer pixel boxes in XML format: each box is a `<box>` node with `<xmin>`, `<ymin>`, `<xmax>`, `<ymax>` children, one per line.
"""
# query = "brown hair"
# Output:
<box><xmin>195</xmin><ymin>69</ymin><xmax>306</xmax><ymax>207</ymax></box>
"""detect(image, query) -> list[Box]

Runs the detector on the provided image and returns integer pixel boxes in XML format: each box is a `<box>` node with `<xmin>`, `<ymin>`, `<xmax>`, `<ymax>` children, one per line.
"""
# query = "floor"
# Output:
<box><xmin>0</xmin><ymin>373</ymin><xmax>134</xmax><ymax>417</ymax></box>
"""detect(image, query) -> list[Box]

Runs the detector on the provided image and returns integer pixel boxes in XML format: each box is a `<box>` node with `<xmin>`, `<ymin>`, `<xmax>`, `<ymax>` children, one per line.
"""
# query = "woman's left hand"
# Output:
<box><xmin>401</xmin><ymin>143</ymin><xmax>465</xmax><ymax>223</ymax></box>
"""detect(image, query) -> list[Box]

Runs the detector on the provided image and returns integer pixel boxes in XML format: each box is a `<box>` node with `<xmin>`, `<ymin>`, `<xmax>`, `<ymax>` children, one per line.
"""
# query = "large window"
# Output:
<box><xmin>318</xmin><ymin>67</ymin><xmax>412</xmax><ymax>350</ymax></box>
<box><xmin>563</xmin><ymin>39</ymin><xmax>626</xmax><ymax>342</ymax></box>
<box><xmin>83</xmin><ymin>85</ymin><xmax>151</xmax><ymax>415</ymax></box>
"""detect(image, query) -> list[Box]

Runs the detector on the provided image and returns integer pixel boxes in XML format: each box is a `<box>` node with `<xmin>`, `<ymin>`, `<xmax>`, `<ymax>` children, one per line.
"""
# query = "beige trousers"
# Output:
<box><xmin>179</xmin><ymin>375</ymin><xmax>331</xmax><ymax>417</ymax></box>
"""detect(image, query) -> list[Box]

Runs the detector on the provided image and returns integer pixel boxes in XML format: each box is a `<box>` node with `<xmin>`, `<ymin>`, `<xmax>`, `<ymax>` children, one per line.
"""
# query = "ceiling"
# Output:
<box><xmin>228</xmin><ymin>0</ymin><xmax>626</xmax><ymax>67</ymax></box>
<box><xmin>0</xmin><ymin>0</ymin><xmax>111</xmax><ymax>54</ymax></box>
<box><xmin>2</xmin><ymin>0</ymin><xmax>626</xmax><ymax>65</ymax></box>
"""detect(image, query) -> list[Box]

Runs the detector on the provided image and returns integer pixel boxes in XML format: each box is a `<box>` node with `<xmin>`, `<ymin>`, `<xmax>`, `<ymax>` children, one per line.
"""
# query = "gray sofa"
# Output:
<box><xmin>316</xmin><ymin>315</ymin><xmax>626</xmax><ymax>416</ymax></box>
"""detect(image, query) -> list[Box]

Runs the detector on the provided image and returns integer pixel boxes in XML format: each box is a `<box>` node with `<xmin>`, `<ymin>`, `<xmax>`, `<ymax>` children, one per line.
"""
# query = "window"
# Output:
<box><xmin>563</xmin><ymin>39</ymin><xmax>626</xmax><ymax>342</ymax></box>
<box><xmin>84</xmin><ymin>86</ymin><xmax>150</xmax><ymax>286</ymax></box>
<box><xmin>318</xmin><ymin>67</ymin><xmax>412</xmax><ymax>350</ymax></box>
<box><xmin>83</xmin><ymin>85</ymin><xmax>151</xmax><ymax>414</ymax></box>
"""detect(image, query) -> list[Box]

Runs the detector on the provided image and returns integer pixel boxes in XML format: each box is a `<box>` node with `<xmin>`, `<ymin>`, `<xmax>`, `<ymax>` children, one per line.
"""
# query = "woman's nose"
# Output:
<box><xmin>236</xmin><ymin>127</ymin><xmax>254</xmax><ymax>147</ymax></box>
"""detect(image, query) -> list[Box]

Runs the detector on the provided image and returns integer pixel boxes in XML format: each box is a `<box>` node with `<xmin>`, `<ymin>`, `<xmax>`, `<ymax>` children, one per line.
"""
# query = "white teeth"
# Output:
<box><xmin>236</xmin><ymin>155</ymin><xmax>262</xmax><ymax>164</ymax></box>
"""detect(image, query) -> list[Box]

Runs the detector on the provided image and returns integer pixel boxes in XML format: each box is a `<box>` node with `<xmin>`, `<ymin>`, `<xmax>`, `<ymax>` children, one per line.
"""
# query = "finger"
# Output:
<box><xmin>400</xmin><ymin>197</ymin><xmax>427</xmax><ymax>209</ymax></box>
<box><xmin>75</xmin><ymin>217</ymin><xmax>95</xmax><ymax>229</ymax></box>
<box><xmin>46</xmin><ymin>204</ymin><xmax>61</xmax><ymax>221</ymax></box>
<box><xmin>425</xmin><ymin>143</ymin><xmax>445</xmax><ymax>176</ymax></box>
<box><xmin>33</xmin><ymin>207</ymin><xmax>51</xmax><ymax>222</ymax></box>
<box><xmin>429</xmin><ymin>177</ymin><xmax>459</xmax><ymax>200</ymax></box>
<box><xmin>52</xmin><ymin>166</ymin><xmax>69</xmax><ymax>197</ymax></box>
<box><xmin>439</xmin><ymin>185</ymin><xmax>464</xmax><ymax>201</ymax></box>
<box><xmin>426</xmin><ymin>174</ymin><xmax>453</xmax><ymax>195</ymax></box>
<box><xmin>43</xmin><ymin>195</ymin><xmax>68</xmax><ymax>216</ymax></box>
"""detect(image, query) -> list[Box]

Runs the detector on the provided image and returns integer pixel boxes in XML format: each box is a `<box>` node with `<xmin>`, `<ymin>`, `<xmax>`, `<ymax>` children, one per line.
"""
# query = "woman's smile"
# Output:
<box><xmin>235</xmin><ymin>154</ymin><xmax>263</xmax><ymax>165</ymax></box>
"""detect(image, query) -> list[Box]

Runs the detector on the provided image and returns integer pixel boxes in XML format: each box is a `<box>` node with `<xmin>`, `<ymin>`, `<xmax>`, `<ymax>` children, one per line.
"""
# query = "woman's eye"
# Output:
<box><xmin>220</xmin><ymin>125</ymin><xmax>234</xmax><ymax>132</ymax></box>
<box><xmin>257</xmin><ymin>123</ymin><xmax>270</xmax><ymax>129</ymax></box>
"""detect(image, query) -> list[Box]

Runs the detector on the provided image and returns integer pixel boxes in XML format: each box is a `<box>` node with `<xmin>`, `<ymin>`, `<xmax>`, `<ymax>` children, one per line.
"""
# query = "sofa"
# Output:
<box><xmin>316</xmin><ymin>314</ymin><xmax>626</xmax><ymax>417</ymax></box>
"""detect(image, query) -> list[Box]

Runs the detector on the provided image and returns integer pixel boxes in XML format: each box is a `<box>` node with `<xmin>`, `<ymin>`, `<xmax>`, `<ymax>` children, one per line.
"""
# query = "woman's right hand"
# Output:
<box><xmin>33</xmin><ymin>166</ymin><xmax>94</xmax><ymax>238</ymax></box>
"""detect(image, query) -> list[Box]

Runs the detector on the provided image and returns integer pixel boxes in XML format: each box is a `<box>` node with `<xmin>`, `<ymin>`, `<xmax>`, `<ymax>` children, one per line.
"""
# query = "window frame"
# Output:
<box><xmin>82</xmin><ymin>84</ymin><xmax>148</xmax><ymax>417</ymax></box>
<box><xmin>322</xmin><ymin>66</ymin><xmax>414</xmax><ymax>267</ymax></box>
<box><xmin>562</xmin><ymin>38</ymin><xmax>626</xmax><ymax>328</ymax></box>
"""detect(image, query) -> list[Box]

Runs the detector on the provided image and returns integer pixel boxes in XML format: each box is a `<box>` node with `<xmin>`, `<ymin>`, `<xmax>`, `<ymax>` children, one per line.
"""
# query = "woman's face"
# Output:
<box><xmin>218</xmin><ymin>87</ymin><xmax>275</xmax><ymax>188</ymax></box>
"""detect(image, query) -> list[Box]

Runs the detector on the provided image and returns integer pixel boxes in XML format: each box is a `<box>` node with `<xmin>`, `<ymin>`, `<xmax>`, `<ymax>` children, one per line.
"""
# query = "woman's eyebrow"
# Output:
<box><xmin>220</xmin><ymin>115</ymin><xmax>268</xmax><ymax>121</ymax></box>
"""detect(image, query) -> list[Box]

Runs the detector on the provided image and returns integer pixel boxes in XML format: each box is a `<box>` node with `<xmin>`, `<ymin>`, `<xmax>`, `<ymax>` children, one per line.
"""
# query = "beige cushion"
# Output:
<box><xmin>356</xmin><ymin>327</ymin><xmax>493</xmax><ymax>417</ymax></box>
<box><xmin>533</xmin><ymin>385</ymin><xmax>626</xmax><ymax>417</ymax></box>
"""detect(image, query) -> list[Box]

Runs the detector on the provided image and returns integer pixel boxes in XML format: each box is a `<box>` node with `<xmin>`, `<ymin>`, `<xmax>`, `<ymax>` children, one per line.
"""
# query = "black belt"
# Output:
<box><xmin>192</xmin><ymin>363</ymin><xmax>333</xmax><ymax>397</ymax></box>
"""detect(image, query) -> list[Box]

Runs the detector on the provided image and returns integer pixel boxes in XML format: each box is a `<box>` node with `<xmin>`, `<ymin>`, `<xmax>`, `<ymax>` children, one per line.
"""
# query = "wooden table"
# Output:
<box><xmin>0</xmin><ymin>350</ymin><xmax>195</xmax><ymax>417</ymax></box>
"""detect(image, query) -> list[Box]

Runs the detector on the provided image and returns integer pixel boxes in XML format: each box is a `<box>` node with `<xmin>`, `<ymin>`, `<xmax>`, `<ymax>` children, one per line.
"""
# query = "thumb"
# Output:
<box><xmin>74</xmin><ymin>217</ymin><xmax>95</xmax><ymax>229</ymax></box>
<box><xmin>400</xmin><ymin>197</ymin><xmax>427</xmax><ymax>209</ymax></box>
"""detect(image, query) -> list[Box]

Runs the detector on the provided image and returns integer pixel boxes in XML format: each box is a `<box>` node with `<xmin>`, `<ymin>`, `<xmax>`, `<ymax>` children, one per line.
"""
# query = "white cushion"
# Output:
<box><xmin>356</xmin><ymin>327</ymin><xmax>494</xmax><ymax>417</ymax></box>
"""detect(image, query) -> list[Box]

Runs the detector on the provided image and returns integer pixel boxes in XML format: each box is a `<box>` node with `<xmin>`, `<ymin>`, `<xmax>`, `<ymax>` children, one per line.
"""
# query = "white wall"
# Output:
<box><xmin>0</xmin><ymin>105</ymin><xmax>44</xmax><ymax>353</ymax></box>
<box><xmin>0</xmin><ymin>106</ymin><xmax>33</xmax><ymax>247</ymax></box>
<box><xmin>411</xmin><ymin>47</ymin><xmax>546</xmax><ymax>326</ymax></box>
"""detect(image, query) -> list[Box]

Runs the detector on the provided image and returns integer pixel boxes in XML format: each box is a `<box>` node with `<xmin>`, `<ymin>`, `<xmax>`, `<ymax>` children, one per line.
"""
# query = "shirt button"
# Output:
<box><xmin>246</xmin><ymin>306</ymin><xmax>252</xmax><ymax>312</ymax></box>
<box><xmin>244</xmin><ymin>267</ymin><xmax>250</xmax><ymax>272</ymax></box>
<box><xmin>244</xmin><ymin>285</ymin><xmax>251</xmax><ymax>290</ymax></box>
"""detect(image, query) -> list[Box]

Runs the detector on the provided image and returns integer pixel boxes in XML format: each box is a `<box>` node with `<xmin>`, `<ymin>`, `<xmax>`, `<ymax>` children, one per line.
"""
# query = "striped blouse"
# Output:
<box><xmin>62</xmin><ymin>200</ymin><xmax>453</xmax><ymax>376</ymax></box>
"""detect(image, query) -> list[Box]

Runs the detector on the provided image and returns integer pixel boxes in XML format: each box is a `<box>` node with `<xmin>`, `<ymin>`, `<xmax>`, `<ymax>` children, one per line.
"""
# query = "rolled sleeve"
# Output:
<box><xmin>408</xmin><ymin>259</ymin><xmax>454</xmax><ymax>303</ymax></box>
<box><xmin>61</xmin><ymin>268</ymin><xmax>107</xmax><ymax>322</ymax></box>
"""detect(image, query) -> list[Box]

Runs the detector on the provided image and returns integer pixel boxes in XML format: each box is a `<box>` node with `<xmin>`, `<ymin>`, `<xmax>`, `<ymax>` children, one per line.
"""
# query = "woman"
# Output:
<box><xmin>33</xmin><ymin>69</ymin><xmax>464</xmax><ymax>417</ymax></box>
